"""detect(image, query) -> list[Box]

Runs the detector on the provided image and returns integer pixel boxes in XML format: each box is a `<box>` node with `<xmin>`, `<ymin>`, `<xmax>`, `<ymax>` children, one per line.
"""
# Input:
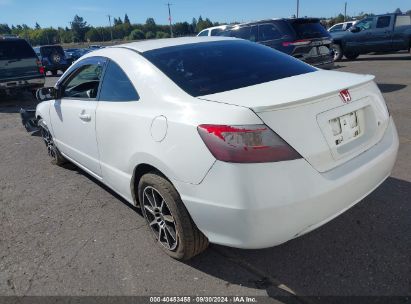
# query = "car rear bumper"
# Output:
<box><xmin>0</xmin><ymin>76</ymin><xmax>45</xmax><ymax>91</ymax></box>
<box><xmin>174</xmin><ymin>117</ymin><xmax>398</xmax><ymax>249</ymax></box>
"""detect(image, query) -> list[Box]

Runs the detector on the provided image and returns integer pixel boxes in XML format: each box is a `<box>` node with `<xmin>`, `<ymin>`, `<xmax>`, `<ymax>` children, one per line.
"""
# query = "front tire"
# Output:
<box><xmin>331</xmin><ymin>44</ymin><xmax>343</xmax><ymax>61</ymax></box>
<box><xmin>138</xmin><ymin>172</ymin><xmax>209</xmax><ymax>260</ymax></box>
<box><xmin>39</xmin><ymin>122</ymin><xmax>66</xmax><ymax>166</ymax></box>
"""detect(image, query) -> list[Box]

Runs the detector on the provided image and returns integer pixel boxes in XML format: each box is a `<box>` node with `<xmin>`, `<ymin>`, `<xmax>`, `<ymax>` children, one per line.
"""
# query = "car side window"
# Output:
<box><xmin>99</xmin><ymin>60</ymin><xmax>139</xmax><ymax>102</ymax></box>
<box><xmin>355</xmin><ymin>18</ymin><xmax>374</xmax><ymax>31</ymax></box>
<box><xmin>62</xmin><ymin>64</ymin><xmax>103</xmax><ymax>99</ymax></box>
<box><xmin>258</xmin><ymin>24</ymin><xmax>282</xmax><ymax>41</ymax></box>
<box><xmin>376</xmin><ymin>16</ymin><xmax>391</xmax><ymax>28</ymax></box>
<box><xmin>230</xmin><ymin>26</ymin><xmax>258</xmax><ymax>42</ymax></box>
<box><xmin>330</xmin><ymin>24</ymin><xmax>343</xmax><ymax>32</ymax></box>
<box><xmin>395</xmin><ymin>15</ymin><xmax>411</xmax><ymax>27</ymax></box>
<box><xmin>198</xmin><ymin>30</ymin><xmax>209</xmax><ymax>36</ymax></box>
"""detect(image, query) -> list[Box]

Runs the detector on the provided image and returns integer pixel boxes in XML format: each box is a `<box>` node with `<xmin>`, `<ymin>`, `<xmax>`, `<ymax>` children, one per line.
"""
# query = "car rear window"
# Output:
<box><xmin>290</xmin><ymin>20</ymin><xmax>330</xmax><ymax>39</ymax></box>
<box><xmin>40</xmin><ymin>46</ymin><xmax>65</xmax><ymax>56</ymax></box>
<box><xmin>143</xmin><ymin>40</ymin><xmax>316</xmax><ymax>97</ymax></box>
<box><xmin>0</xmin><ymin>39</ymin><xmax>36</xmax><ymax>60</ymax></box>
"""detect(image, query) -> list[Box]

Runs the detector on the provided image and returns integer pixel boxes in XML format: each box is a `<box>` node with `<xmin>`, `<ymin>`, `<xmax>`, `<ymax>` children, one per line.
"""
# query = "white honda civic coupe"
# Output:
<box><xmin>35</xmin><ymin>37</ymin><xmax>398</xmax><ymax>260</ymax></box>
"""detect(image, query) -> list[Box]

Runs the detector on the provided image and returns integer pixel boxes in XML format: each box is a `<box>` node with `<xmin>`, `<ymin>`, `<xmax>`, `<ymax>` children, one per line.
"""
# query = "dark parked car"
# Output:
<box><xmin>331</xmin><ymin>14</ymin><xmax>411</xmax><ymax>61</ymax></box>
<box><xmin>64</xmin><ymin>48</ymin><xmax>90</xmax><ymax>62</ymax></box>
<box><xmin>0</xmin><ymin>36</ymin><xmax>45</xmax><ymax>95</ymax></box>
<box><xmin>218</xmin><ymin>18</ymin><xmax>334</xmax><ymax>68</ymax></box>
<box><xmin>33</xmin><ymin>45</ymin><xmax>71</xmax><ymax>75</ymax></box>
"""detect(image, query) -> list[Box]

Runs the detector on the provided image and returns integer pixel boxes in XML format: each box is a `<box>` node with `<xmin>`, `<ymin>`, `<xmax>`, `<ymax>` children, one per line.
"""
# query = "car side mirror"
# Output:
<box><xmin>36</xmin><ymin>87</ymin><xmax>58</xmax><ymax>102</ymax></box>
<box><xmin>350</xmin><ymin>26</ymin><xmax>360</xmax><ymax>33</ymax></box>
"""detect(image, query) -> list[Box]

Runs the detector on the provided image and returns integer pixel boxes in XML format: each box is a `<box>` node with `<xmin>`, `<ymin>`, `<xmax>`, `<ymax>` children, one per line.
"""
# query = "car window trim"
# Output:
<box><xmin>58</xmin><ymin>56</ymin><xmax>108</xmax><ymax>101</ymax></box>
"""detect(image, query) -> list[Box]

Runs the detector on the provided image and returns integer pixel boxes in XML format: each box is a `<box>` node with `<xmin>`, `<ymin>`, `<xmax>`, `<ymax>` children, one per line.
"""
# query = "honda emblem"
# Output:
<box><xmin>339</xmin><ymin>89</ymin><xmax>352</xmax><ymax>104</ymax></box>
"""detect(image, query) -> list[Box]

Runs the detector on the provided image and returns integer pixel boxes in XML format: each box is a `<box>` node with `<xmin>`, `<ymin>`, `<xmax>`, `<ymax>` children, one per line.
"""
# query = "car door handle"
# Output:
<box><xmin>79</xmin><ymin>113</ymin><xmax>91</xmax><ymax>121</ymax></box>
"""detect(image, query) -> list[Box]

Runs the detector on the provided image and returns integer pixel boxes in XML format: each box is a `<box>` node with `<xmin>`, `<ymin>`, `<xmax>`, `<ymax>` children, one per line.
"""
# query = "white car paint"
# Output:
<box><xmin>36</xmin><ymin>37</ymin><xmax>398</xmax><ymax>249</ymax></box>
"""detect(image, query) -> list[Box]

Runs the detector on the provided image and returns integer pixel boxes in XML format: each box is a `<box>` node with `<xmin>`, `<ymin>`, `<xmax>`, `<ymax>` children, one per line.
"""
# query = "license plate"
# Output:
<box><xmin>329</xmin><ymin>111</ymin><xmax>360</xmax><ymax>146</ymax></box>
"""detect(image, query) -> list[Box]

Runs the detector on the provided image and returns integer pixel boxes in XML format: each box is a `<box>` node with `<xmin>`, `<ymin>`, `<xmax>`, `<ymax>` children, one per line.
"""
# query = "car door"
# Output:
<box><xmin>347</xmin><ymin>17</ymin><xmax>375</xmax><ymax>53</ymax></box>
<box><xmin>368</xmin><ymin>15</ymin><xmax>394</xmax><ymax>52</ymax></box>
<box><xmin>50</xmin><ymin>56</ymin><xmax>107</xmax><ymax>178</ymax></box>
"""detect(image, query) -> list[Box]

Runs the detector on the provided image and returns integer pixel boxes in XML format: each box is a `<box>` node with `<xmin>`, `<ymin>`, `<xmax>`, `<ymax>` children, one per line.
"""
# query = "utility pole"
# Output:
<box><xmin>167</xmin><ymin>2</ymin><xmax>174</xmax><ymax>37</ymax></box>
<box><xmin>296</xmin><ymin>0</ymin><xmax>300</xmax><ymax>18</ymax></box>
<box><xmin>107</xmin><ymin>14</ymin><xmax>113</xmax><ymax>41</ymax></box>
<box><xmin>344</xmin><ymin>2</ymin><xmax>347</xmax><ymax>21</ymax></box>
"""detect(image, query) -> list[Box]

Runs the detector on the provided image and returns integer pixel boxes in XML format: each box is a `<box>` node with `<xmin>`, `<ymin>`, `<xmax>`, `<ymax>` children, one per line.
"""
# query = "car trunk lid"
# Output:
<box><xmin>198</xmin><ymin>70</ymin><xmax>390</xmax><ymax>172</ymax></box>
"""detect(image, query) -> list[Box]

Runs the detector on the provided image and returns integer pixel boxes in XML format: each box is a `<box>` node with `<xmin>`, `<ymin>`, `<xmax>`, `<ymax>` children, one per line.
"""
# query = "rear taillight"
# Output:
<box><xmin>197</xmin><ymin>124</ymin><xmax>301</xmax><ymax>163</ymax></box>
<box><xmin>282</xmin><ymin>39</ymin><xmax>311</xmax><ymax>47</ymax></box>
<box><xmin>36</xmin><ymin>60</ymin><xmax>45</xmax><ymax>75</ymax></box>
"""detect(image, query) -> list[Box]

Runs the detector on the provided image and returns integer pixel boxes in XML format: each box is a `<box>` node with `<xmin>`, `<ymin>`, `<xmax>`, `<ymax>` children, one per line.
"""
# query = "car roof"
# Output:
<box><xmin>114</xmin><ymin>36</ymin><xmax>238</xmax><ymax>53</ymax></box>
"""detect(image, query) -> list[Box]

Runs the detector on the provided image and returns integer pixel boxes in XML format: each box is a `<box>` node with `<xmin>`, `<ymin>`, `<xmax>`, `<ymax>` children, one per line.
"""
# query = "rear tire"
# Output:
<box><xmin>331</xmin><ymin>44</ymin><xmax>343</xmax><ymax>61</ymax></box>
<box><xmin>39</xmin><ymin>122</ymin><xmax>66</xmax><ymax>166</ymax></box>
<box><xmin>52</xmin><ymin>70</ymin><xmax>58</xmax><ymax>76</ymax></box>
<box><xmin>345</xmin><ymin>52</ymin><xmax>360</xmax><ymax>60</ymax></box>
<box><xmin>138</xmin><ymin>172</ymin><xmax>209</xmax><ymax>260</ymax></box>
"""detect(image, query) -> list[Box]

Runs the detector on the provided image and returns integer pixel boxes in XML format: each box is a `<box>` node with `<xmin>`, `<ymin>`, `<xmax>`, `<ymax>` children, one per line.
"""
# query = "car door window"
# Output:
<box><xmin>99</xmin><ymin>60</ymin><xmax>139</xmax><ymax>101</ymax></box>
<box><xmin>230</xmin><ymin>26</ymin><xmax>258</xmax><ymax>42</ymax></box>
<box><xmin>198</xmin><ymin>30</ymin><xmax>209</xmax><ymax>36</ymax></box>
<box><xmin>376</xmin><ymin>16</ymin><xmax>391</xmax><ymax>28</ymax></box>
<box><xmin>258</xmin><ymin>24</ymin><xmax>281</xmax><ymax>41</ymax></box>
<box><xmin>356</xmin><ymin>18</ymin><xmax>374</xmax><ymax>31</ymax></box>
<box><xmin>395</xmin><ymin>15</ymin><xmax>411</xmax><ymax>27</ymax></box>
<box><xmin>62</xmin><ymin>64</ymin><xmax>103</xmax><ymax>99</ymax></box>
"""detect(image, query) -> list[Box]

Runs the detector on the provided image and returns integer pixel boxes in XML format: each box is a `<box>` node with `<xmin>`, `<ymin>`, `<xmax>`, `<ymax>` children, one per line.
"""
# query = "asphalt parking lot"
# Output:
<box><xmin>0</xmin><ymin>54</ymin><xmax>410</xmax><ymax>302</ymax></box>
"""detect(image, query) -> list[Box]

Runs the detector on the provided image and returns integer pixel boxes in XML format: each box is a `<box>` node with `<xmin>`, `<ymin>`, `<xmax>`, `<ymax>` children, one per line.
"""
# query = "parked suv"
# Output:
<box><xmin>217</xmin><ymin>18</ymin><xmax>334</xmax><ymax>68</ymax></box>
<box><xmin>0</xmin><ymin>36</ymin><xmax>45</xmax><ymax>95</ymax></box>
<box><xmin>33</xmin><ymin>45</ymin><xmax>71</xmax><ymax>75</ymax></box>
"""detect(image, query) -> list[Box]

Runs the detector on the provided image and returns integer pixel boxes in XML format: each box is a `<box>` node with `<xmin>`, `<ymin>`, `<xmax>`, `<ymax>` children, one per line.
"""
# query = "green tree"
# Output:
<box><xmin>145</xmin><ymin>31</ymin><xmax>155</xmax><ymax>39</ymax></box>
<box><xmin>0</xmin><ymin>24</ymin><xmax>11</xmax><ymax>34</ymax></box>
<box><xmin>70</xmin><ymin>15</ymin><xmax>88</xmax><ymax>42</ymax></box>
<box><xmin>129</xmin><ymin>29</ymin><xmax>145</xmax><ymax>40</ymax></box>
<box><xmin>144</xmin><ymin>18</ymin><xmax>157</xmax><ymax>33</ymax></box>
<box><xmin>156</xmin><ymin>31</ymin><xmax>170</xmax><ymax>39</ymax></box>
<box><xmin>35</xmin><ymin>22</ymin><xmax>41</xmax><ymax>30</ymax></box>
<box><xmin>124</xmin><ymin>14</ymin><xmax>131</xmax><ymax>25</ymax></box>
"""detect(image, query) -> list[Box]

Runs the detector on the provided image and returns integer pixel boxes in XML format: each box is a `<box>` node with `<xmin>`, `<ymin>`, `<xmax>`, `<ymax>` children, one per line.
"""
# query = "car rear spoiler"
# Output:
<box><xmin>20</xmin><ymin>108</ymin><xmax>39</xmax><ymax>132</ymax></box>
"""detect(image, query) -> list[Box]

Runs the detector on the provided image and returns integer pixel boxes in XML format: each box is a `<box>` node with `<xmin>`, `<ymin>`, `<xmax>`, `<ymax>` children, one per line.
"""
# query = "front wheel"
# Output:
<box><xmin>138</xmin><ymin>172</ymin><xmax>209</xmax><ymax>260</ymax></box>
<box><xmin>331</xmin><ymin>44</ymin><xmax>343</xmax><ymax>61</ymax></box>
<box><xmin>39</xmin><ymin>122</ymin><xmax>66</xmax><ymax>166</ymax></box>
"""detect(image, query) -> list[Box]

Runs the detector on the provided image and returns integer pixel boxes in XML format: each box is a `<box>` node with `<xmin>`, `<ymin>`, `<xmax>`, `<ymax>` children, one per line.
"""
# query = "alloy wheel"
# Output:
<box><xmin>142</xmin><ymin>186</ymin><xmax>178</xmax><ymax>251</ymax></box>
<box><xmin>41</xmin><ymin>127</ymin><xmax>57</xmax><ymax>160</ymax></box>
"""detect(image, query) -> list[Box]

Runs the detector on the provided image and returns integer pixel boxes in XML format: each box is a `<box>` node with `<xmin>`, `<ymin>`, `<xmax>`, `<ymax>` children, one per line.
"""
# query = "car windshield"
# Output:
<box><xmin>0</xmin><ymin>40</ymin><xmax>36</xmax><ymax>60</ymax></box>
<box><xmin>40</xmin><ymin>46</ymin><xmax>64</xmax><ymax>56</ymax></box>
<box><xmin>143</xmin><ymin>40</ymin><xmax>316</xmax><ymax>97</ymax></box>
<box><xmin>290</xmin><ymin>20</ymin><xmax>330</xmax><ymax>39</ymax></box>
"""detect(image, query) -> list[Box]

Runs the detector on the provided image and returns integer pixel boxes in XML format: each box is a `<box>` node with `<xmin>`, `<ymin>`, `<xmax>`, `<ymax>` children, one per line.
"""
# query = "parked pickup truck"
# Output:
<box><xmin>331</xmin><ymin>13</ymin><xmax>411</xmax><ymax>61</ymax></box>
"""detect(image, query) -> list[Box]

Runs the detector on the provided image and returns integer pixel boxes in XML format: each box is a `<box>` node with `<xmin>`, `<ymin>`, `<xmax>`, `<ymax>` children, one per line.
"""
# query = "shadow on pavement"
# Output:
<box><xmin>377</xmin><ymin>83</ymin><xmax>407</xmax><ymax>93</ymax></box>
<box><xmin>0</xmin><ymin>91</ymin><xmax>38</xmax><ymax>113</ymax></box>
<box><xmin>186</xmin><ymin>177</ymin><xmax>410</xmax><ymax>300</ymax></box>
<box><xmin>344</xmin><ymin>54</ymin><xmax>411</xmax><ymax>62</ymax></box>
